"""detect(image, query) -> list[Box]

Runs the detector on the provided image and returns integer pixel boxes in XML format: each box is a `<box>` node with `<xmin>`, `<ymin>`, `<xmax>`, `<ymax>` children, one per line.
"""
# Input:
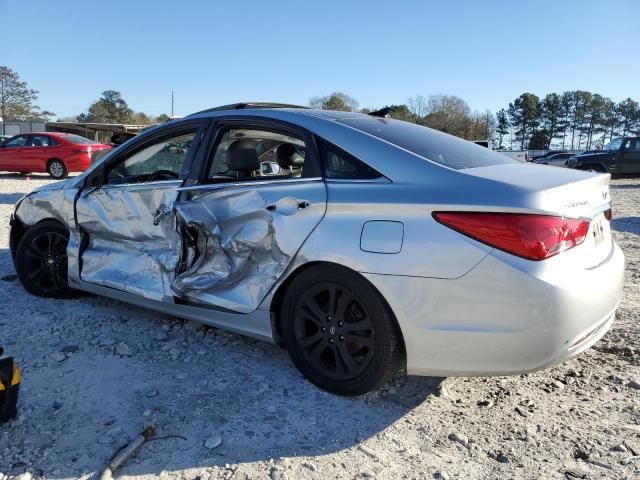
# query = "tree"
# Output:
<box><xmin>407</xmin><ymin>95</ymin><xmax>428</xmax><ymax>119</ymax></box>
<box><xmin>130</xmin><ymin>111</ymin><xmax>152</xmax><ymax>125</ymax></box>
<box><xmin>507</xmin><ymin>93</ymin><xmax>540</xmax><ymax>150</ymax></box>
<box><xmin>309</xmin><ymin>92</ymin><xmax>359</xmax><ymax>112</ymax></box>
<box><xmin>528</xmin><ymin>130</ymin><xmax>547</xmax><ymax>150</ymax></box>
<box><xmin>539</xmin><ymin>93</ymin><xmax>565</xmax><ymax>149</ymax></box>
<box><xmin>422</xmin><ymin>94</ymin><xmax>472</xmax><ymax>137</ymax></box>
<box><xmin>77</xmin><ymin>90</ymin><xmax>133</xmax><ymax>123</ymax></box>
<box><xmin>155</xmin><ymin>113</ymin><xmax>171</xmax><ymax>123</ymax></box>
<box><xmin>495</xmin><ymin>109</ymin><xmax>510</xmax><ymax>150</ymax></box>
<box><xmin>617</xmin><ymin>98</ymin><xmax>639</xmax><ymax>137</ymax></box>
<box><xmin>386</xmin><ymin>104</ymin><xmax>414</xmax><ymax>122</ymax></box>
<box><xmin>0</xmin><ymin>66</ymin><xmax>54</xmax><ymax>121</ymax></box>
<box><xmin>559</xmin><ymin>92</ymin><xmax>574</xmax><ymax>149</ymax></box>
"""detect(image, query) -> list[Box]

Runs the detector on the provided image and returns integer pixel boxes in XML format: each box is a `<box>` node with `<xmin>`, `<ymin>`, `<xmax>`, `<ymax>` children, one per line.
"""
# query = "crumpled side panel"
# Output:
<box><xmin>16</xmin><ymin>186</ymin><xmax>77</xmax><ymax>228</ymax></box>
<box><xmin>14</xmin><ymin>183</ymin><xmax>82</xmax><ymax>281</ymax></box>
<box><xmin>173</xmin><ymin>189</ymin><xmax>291</xmax><ymax>313</ymax></box>
<box><xmin>76</xmin><ymin>183</ymin><xmax>181</xmax><ymax>302</ymax></box>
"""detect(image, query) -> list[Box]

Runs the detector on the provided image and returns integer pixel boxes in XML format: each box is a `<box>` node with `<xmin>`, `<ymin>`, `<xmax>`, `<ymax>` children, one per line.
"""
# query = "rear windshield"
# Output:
<box><xmin>64</xmin><ymin>134</ymin><xmax>95</xmax><ymax>144</ymax></box>
<box><xmin>339</xmin><ymin>117</ymin><xmax>519</xmax><ymax>170</ymax></box>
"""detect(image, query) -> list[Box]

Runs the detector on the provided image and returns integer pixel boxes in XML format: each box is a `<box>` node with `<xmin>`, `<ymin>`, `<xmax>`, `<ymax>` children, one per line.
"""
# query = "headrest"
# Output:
<box><xmin>226</xmin><ymin>140</ymin><xmax>259</xmax><ymax>172</ymax></box>
<box><xmin>276</xmin><ymin>143</ymin><xmax>305</xmax><ymax>169</ymax></box>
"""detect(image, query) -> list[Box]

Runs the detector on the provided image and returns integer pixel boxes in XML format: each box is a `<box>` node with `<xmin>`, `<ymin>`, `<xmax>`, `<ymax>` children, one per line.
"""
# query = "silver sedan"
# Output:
<box><xmin>9</xmin><ymin>104</ymin><xmax>625</xmax><ymax>395</ymax></box>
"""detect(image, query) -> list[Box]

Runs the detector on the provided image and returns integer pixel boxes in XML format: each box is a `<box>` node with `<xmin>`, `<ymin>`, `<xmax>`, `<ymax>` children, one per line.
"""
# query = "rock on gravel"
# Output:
<box><xmin>204</xmin><ymin>435</ymin><xmax>223</xmax><ymax>450</ymax></box>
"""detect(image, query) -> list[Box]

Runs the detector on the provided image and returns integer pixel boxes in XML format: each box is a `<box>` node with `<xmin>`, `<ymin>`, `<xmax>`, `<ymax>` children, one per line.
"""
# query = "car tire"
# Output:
<box><xmin>15</xmin><ymin>220</ymin><xmax>76</xmax><ymax>298</ymax></box>
<box><xmin>281</xmin><ymin>265</ymin><xmax>404</xmax><ymax>396</ymax></box>
<box><xmin>580</xmin><ymin>164</ymin><xmax>605</xmax><ymax>173</ymax></box>
<box><xmin>47</xmin><ymin>159</ymin><xmax>68</xmax><ymax>179</ymax></box>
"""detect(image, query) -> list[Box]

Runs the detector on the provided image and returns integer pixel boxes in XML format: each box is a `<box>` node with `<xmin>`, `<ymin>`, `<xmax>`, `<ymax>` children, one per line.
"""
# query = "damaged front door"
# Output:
<box><xmin>76</xmin><ymin>128</ymin><xmax>203</xmax><ymax>302</ymax></box>
<box><xmin>172</xmin><ymin>126</ymin><xmax>327</xmax><ymax>313</ymax></box>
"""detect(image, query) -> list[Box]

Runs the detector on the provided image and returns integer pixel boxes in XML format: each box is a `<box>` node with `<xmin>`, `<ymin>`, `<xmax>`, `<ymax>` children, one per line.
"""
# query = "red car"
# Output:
<box><xmin>0</xmin><ymin>132</ymin><xmax>111</xmax><ymax>179</ymax></box>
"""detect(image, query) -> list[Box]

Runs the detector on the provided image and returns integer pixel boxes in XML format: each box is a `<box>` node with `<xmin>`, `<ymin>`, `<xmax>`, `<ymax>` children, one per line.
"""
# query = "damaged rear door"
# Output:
<box><xmin>75</xmin><ymin>120</ymin><xmax>208</xmax><ymax>301</ymax></box>
<box><xmin>172</xmin><ymin>122</ymin><xmax>327</xmax><ymax>313</ymax></box>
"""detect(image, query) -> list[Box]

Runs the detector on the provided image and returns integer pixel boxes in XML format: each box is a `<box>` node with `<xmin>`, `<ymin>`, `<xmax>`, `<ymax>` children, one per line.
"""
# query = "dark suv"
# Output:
<box><xmin>567</xmin><ymin>137</ymin><xmax>640</xmax><ymax>175</ymax></box>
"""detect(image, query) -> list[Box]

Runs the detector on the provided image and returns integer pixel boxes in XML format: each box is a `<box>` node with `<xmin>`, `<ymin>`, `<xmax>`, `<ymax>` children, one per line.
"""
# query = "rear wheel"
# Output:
<box><xmin>47</xmin><ymin>159</ymin><xmax>68</xmax><ymax>179</ymax></box>
<box><xmin>15</xmin><ymin>220</ymin><xmax>76</xmax><ymax>298</ymax></box>
<box><xmin>281</xmin><ymin>265</ymin><xmax>403</xmax><ymax>396</ymax></box>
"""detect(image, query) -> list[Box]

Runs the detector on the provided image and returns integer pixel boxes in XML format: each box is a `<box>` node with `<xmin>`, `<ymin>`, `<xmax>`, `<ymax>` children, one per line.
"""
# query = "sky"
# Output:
<box><xmin>1</xmin><ymin>0</ymin><xmax>639</xmax><ymax>119</ymax></box>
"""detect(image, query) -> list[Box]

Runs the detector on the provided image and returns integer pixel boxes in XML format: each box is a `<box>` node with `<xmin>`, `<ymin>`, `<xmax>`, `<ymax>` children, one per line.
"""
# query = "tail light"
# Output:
<box><xmin>525</xmin><ymin>152</ymin><xmax>529</xmax><ymax>162</ymax></box>
<box><xmin>604</xmin><ymin>208</ymin><xmax>612</xmax><ymax>221</ymax></box>
<box><xmin>72</xmin><ymin>149</ymin><xmax>85</xmax><ymax>154</ymax></box>
<box><xmin>433</xmin><ymin>212</ymin><xmax>590</xmax><ymax>261</ymax></box>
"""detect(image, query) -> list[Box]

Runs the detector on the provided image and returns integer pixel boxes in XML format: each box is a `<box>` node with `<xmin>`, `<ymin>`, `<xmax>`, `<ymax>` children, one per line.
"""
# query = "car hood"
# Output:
<box><xmin>28</xmin><ymin>178</ymin><xmax>70</xmax><ymax>194</ymax></box>
<box><xmin>575</xmin><ymin>151</ymin><xmax>612</xmax><ymax>159</ymax></box>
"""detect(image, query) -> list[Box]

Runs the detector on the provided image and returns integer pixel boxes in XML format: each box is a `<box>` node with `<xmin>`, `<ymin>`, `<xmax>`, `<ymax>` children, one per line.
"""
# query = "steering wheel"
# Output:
<box><xmin>148</xmin><ymin>170</ymin><xmax>179</xmax><ymax>181</ymax></box>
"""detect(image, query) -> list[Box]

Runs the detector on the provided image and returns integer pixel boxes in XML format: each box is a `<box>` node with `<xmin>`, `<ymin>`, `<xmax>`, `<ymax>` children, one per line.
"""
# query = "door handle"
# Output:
<box><xmin>153</xmin><ymin>204</ymin><xmax>172</xmax><ymax>225</ymax></box>
<box><xmin>264</xmin><ymin>198</ymin><xmax>311</xmax><ymax>215</ymax></box>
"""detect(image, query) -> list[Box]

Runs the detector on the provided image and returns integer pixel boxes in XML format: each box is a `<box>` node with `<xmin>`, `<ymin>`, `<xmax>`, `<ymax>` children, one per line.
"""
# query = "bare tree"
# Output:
<box><xmin>407</xmin><ymin>95</ymin><xmax>428</xmax><ymax>119</ymax></box>
<box><xmin>0</xmin><ymin>66</ymin><xmax>54</xmax><ymax>121</ymax></box>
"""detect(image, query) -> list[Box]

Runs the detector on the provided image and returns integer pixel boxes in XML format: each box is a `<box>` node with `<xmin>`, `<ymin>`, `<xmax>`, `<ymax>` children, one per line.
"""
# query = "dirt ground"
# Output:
<box><xmin>0</xmin><ymin>173</ymin><xmax>639</xmax><ymax>480</ymax></box>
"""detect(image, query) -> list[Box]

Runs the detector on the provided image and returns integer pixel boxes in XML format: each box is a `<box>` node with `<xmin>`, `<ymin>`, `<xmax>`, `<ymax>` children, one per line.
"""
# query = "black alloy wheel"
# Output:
<box><xmin>15</xmin><ymin>220</ymin><xmax>76</xmax><ymax>298</ymax></box>
<box><xmin>282</xmin><ymin>265</ymin><xmax>403</xmax><ymax>396</ymax></box>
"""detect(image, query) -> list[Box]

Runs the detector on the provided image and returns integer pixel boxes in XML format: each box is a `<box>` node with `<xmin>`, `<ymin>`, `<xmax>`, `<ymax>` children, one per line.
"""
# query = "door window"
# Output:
<box><xmin>4</xmin><ymin>135</ymin><xmax>29</xmax><ymax>147</ymax></box>
<box><xmin>623</xmin><ymin>139</ymin><xmax>640</xmax><ymax>153</ymax></box>
<box><xmin>206</xmin><ymin>129</ymin><xmax>309</xmax><ymax>181</ymax></box>
<box><xmin>106</xmin><ymin>131</ymin><xmax>196</xmax><ymax>184</ymax></box>
<box><xmin>318</xmin><ymin>138</ymin><xmax>383</xmax><ymax>179</ymax></box>
<box><xmin>28</xmin><ymin>135</ymin><xmax>53</xmax><ymax>147</ymax></box>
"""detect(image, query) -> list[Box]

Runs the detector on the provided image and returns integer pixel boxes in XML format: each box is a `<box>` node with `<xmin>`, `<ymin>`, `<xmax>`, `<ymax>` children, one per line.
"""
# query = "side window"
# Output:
<box><xmin>207</xmin><ymin>128</ymin><xmax>308</xmax><ymax>181</ymax></box>
<box><xmin>5</xmin><ymin>135</ymin><xmax>28</xmax><ymax>147</ymax></box>
<box><xmin>317</xmin><ymin>139</ymin><xmax>382</xmax><ymax>180</ymax></box>
<box><xmin>29</xmin><ymin>135</ymin><xmax>52</xmax><ymax>147</ymax></box>
<box><xmin>107</xmin><ymin>131</ymin><xmax>196</xmax><ymax>184</ymax></box>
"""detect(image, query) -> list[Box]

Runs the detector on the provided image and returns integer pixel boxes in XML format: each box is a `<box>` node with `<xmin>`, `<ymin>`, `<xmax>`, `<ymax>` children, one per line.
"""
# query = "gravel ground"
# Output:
<box><xmin>0</xmin><ymin>173</ymin><xmax>639</xmax><ymax>480</ymax></box>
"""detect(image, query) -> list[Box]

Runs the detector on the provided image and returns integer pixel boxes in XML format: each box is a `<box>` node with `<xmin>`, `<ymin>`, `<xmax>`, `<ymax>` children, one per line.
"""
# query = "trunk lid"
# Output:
<box><xmin>463</xmin><ymin>163</ymin><xmax>613</xmax><ymax>267</ymax></box>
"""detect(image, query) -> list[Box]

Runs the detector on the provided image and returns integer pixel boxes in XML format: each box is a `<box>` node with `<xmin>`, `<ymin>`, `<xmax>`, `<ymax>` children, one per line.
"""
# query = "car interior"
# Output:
<box><xmin>106</xmin><ymin>132</ymin><xmax>195</xmax><ymax>184</ymax></box>
<box><xmin>206</xmin><ymin>129</ymin><xmax>307</xmax><ymax>182</ymax></box>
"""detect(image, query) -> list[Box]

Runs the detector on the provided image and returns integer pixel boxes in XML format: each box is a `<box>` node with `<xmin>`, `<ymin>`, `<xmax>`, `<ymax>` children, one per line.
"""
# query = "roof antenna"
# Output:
<box><xmin>368</xmin><ymin>107</ymin><xmax>391</xmax><ymax>118</ymax></box>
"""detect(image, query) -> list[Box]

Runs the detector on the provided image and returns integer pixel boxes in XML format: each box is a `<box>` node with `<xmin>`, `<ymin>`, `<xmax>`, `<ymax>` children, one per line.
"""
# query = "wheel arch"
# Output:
<box><xmin>10</xmin><ymin>216</ymin><xmax>69</xmax><ymax>261</ymax></box>
<box><xmin>268</xmin><ymin>260</ymin><xmax>407</xmax><ymax>363</ymax></box>
<box><xmin>580</xmin><ymin>162</ymin><xmax>608</xmax><ymax>173</ymax></box>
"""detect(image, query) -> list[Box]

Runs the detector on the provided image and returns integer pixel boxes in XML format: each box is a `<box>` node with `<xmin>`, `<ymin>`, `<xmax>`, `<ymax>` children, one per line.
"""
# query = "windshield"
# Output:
<box><xmin>64</xmin><ymin>134</ymin><xmax>96</xmax><ymax>145</ymax></box>
<box><xmin>605</xmin><ymin>138</ymin><xmax>623</xmax><ymax>151</ymax></box>
<box><xmin>339</xmin><ymin>117</ymin><xmax>519</xmax><ymax>170</ymax></box>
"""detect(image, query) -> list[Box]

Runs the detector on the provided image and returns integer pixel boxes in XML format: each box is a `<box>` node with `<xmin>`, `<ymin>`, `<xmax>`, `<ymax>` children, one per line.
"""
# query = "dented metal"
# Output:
<box><xmin>75</xmin><ymin>181</ymin><xmax>182</xmax><ymax>302</ymax></box>
<box><xmin>172</xmin><ymin>183</ymin><xmax>325</xmax><ymax>313</ymax></box>
<box><xmin>15</xmin><ymin>180</ymin><xmax>77</xmax><ymax>227</ymax></box>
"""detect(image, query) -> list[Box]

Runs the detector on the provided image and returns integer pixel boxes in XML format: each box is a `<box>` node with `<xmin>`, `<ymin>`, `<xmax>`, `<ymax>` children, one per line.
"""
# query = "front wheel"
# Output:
<box><xmin>47</xmin><ymin>159</ymin><xmax>68</xmax><ymax>179</ymax></box>
<box><xmin>15</xmin><ymin>220</ymin><xmax>76</xmax><ymax>298</ymax></box>
<box><xmin>281</xmin><ymin>265</ymin><xmax>404</xmax><ymax>396</ymax></box>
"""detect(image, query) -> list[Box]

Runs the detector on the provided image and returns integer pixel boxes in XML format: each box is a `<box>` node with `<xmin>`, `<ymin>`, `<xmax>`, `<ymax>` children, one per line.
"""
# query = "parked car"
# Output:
<box><xmin>9</xmin><ymin>104</ymin><xmax>624</xmax><ymax>395</ymax></box>
<box><xmin>567</xmin><ymin>137</ymin><xmax>640</xmax><ymax>175</ymax></box>
<box><xmin>496</xmin><ymin>150</ymin><xmax>528</xmax><ymax>162</ymax></box>
<box><xmin>0</xmin><ymin>132</ymin><xmax>111</xmax><ymax>179</ymax></box>
<box><xmin>529</xmin><ymin>150</ymin><xmax>569</xmax><ymax>162</ymax></box>
<box><xmin>532</xmin><ymin>152</ymin><xmax>574</xmax><ymax>167</ymax></box>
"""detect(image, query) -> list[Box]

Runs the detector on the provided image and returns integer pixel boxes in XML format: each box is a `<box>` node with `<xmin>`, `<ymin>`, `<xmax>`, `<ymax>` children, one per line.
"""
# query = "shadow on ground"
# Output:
<box><xmin>0</xmin><ymin>248</ymin><xmax>442</xmax><ymax>478</ymax></box>
<box><xmin>0</xmin><ymin>193</ymin><xmax>25</xmax><ymax>205</ymax></box>
<box><xmin>611</xmin><ymin>217</ymin><xmax>640</xmax><ymax>235</ymax></box>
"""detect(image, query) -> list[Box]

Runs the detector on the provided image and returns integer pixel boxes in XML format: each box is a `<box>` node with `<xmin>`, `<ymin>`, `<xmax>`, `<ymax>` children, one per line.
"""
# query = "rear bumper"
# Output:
<box><xmin>363</xmin><ymin>241</ymin><xmax>625</xmax><ymax>377</ymax></box>
<box><xmin>64</xmin><ymin>153</ymin><xmax>92</xmax><ymax>171</ymax></box>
